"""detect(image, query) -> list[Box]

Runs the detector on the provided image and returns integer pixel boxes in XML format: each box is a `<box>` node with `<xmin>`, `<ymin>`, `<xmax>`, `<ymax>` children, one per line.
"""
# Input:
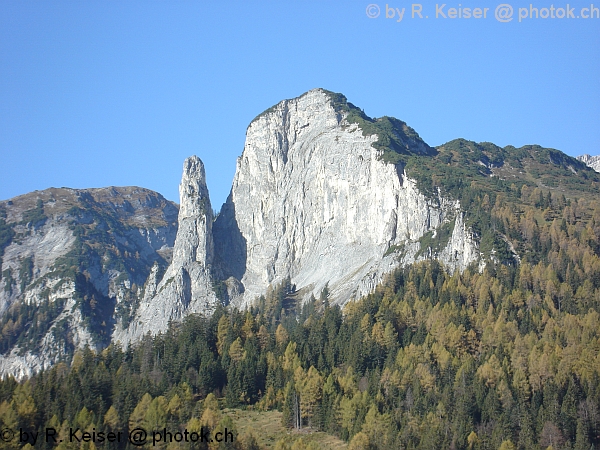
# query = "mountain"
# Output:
<box><xmin>116</xmin><ymin>88</ymin><xmax>482</xmax><ymax>345</ymax></box>
<box><xmin>3</xmin><ymin>181</ymin><xmax>599</xmax><ymax>448</ymax></box>
<box><xmin>0</xmin><ymin>187</ymin><xmax>177</xmax><ymax>378</ymax></box>
<box><xmin>2</xmin><ymin>88</ymin><xmax>600</xmax><ymax>378</ymax></box>
<box><xmin>213</xmin><ymin>89</ymin><xmax>481</xmax><ymax>307</ymax></box>
<box><xmin>113</xmin><ymin>157</ymin><xmax>219</xmax><ymax>346</ymax></box>
<box><xmin>577</xmin><ymin>154</ymin><xmax>600</xmax><ymax>172</ymax></box>
<box><xmin>128</xmin><ymin>88</ymin><xmax>600</xmax><ymax>340</ymax></box>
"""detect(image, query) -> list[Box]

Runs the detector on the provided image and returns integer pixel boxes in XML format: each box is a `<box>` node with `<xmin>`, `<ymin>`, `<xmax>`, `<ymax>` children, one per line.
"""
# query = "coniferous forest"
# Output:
<box><xmin>1</xmin><ymin>187</ymin><xmax>600</xmax><ymax>450</ymax></box>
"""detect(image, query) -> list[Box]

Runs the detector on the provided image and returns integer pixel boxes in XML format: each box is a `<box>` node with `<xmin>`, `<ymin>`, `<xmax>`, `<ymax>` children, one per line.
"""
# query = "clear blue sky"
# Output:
<box><xmin>1</xmin><ymin>1</ymin><xmax>599</xmax><ymax>208</ymax></box>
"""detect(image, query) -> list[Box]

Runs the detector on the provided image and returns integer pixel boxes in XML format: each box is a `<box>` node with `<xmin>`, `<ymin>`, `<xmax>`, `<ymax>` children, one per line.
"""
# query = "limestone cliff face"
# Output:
<box><xmin>114</xmin><ymin>156</ymin><xmax>220</xmax><ymax>346</ymax></box>
<box><xmin>214</xmin><ymin>89</ymin><xmax>480</xmax><ymax>307</ymax></box>
<box><xmin>1</xmin><ymin>88</ymin><xmax>484</xmax><ymax>377</ymax></box>
<box><xmin>577</xmin><ymin>154</ymin><xmax>600</xmax><ymax>173</ymax></box>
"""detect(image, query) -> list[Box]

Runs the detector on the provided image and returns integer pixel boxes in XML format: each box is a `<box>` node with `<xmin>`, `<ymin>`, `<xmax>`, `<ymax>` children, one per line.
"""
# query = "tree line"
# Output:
<box><xmin>0</xmin><ymin>192</ymin><xmax>600</xmax><ymax>449</ymax></box>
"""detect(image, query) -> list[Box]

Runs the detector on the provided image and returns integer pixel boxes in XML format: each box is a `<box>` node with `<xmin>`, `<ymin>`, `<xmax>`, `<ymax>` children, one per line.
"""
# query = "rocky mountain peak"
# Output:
<box><xmin>577</xmin><ymin>154</ymin><xmax>600</xmax><ymax>172</ymax></box>
<box><xmin>114</xmin><ymin>156</ymin><xmax>220</xmax><ymax>346</ymax></box>
<box><xmin>249</xmin><ymin>88</ymin><xmax>337</xmax><ymax>128</ymax></box>
<box><xmin>248</xmin><ymin>88</ymin><xmax>433</xmax><ymax>162</ymax></box>
<box><xmin>179</xmin><ymin>155</ymin><xmax>211</xmax><ymax>219</ymax></box>
<box><xmin>4</xmin><ymin>89</ymin><xmax>600</xmax><ymax>378</ymax></box>
<box><xmin>173</xmin><ymin>156</ymin><xmax>213</xmax><ymax>268</ymax></box>
<box><xmin>0</xmin><ymin>186</ymin><xmax>178</xmax><ymax>378</ymax></box>
<box><xmin>213</xmin><ymin>89</ymin><xmax>478</xmax><ymax>308</ymax></box>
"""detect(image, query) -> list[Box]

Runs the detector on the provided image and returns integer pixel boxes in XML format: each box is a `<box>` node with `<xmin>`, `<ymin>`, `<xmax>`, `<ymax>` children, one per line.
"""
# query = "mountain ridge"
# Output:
<box><xmin>577</xmin><ymin>153</ymin><xmax>600</xmax><ymax>172</ymax></box>
<box><xmin>0</xmin><ymin>186</ymin><xmax>178</xmax><ymax>378</ymax></box>
<box><xmin>1</xmin><ymin>88</ymin><xmax>599</xmax><ymax>378</ymax></box>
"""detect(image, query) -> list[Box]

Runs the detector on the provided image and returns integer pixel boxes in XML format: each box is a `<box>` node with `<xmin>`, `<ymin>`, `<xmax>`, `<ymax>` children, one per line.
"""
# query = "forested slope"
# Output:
<box><xmin>1</xmin><ymin>183</ymin><xmax>599</xmax><ymax>450</ymax></box>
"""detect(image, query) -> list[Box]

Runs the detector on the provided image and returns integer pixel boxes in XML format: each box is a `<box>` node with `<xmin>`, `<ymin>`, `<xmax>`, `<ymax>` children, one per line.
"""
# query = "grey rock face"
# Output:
<box><xmin>577</xmin><ymin>154</ymin><xmax>600</xmax><ymax>172</ymax></box>
<box><xmin>1</xmin><ymin>88</ymin><xmax>484</xmax><ymax>378</ymax></box>
<box><xmin>0</xmin><ymin>187</ymin><xmax>178</xmax><ymax>378</ymax></box>
<box><xmin>114</xmin><ymin>156</ymin><xmax>221</xmax><ymax>346</ymax></box>
<box><xmin>214</xmin><ymin>88</ymin><xmax>480</xmax><ymax>307</ymax></box>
